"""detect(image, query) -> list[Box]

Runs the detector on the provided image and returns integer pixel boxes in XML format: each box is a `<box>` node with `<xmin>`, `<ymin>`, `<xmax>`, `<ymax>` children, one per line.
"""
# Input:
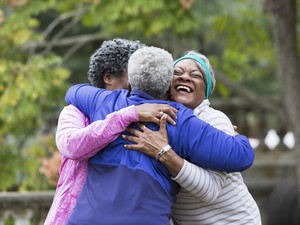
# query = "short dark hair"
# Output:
<box><xmin>88</xmin><ymin>38</ymin><xmax>145</xmax><ymax>88</ymax></box>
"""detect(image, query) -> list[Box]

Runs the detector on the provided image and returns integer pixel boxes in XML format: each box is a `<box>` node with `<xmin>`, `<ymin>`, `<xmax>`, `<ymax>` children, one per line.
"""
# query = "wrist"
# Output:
<box><xmin>155</xmin><ymin>145</ymin><xmax>172</xmax><ymax>161</ymax></box>
<box><xmin>121</xmin><ymin>105</ymin><xmax>139</xmax><ymax>123</ymax></box>
<box><xmin>159</xmin><ymin>149</ymin><xmax>184</xmax><ymax>177</ymax></box>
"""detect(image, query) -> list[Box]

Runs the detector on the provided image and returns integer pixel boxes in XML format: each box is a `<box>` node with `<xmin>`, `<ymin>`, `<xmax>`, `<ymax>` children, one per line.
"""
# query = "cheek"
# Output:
<box><xmin>114</xmin><ymin>77</ymin><xmax>129</xmax><ymax>89</ymax></box>
<box><xmin>169</xmin><ymin>86</ymin><xmax>175</xmax><ymax>97</ymax></box>
<box><xmin>120</xmin><ymin>82</ymin><xmax>129</xmax><ymax>90</ymax></box>
<box><xmin>169</xmin><ymin>82</ymin><xmax>176</xmax><ymax>96</ymax></box>
<box><xmin>195</xmin><ymin>81</ymin><xmax>206</xmax><ymax>96</ymax></box>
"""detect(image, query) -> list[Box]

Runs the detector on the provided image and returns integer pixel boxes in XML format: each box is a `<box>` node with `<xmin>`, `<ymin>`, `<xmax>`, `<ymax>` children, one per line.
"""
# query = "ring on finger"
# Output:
<box><xmin>159</xmin><ymin>111</ymin><xmax>164</xmax><ymax>117</ymax></box>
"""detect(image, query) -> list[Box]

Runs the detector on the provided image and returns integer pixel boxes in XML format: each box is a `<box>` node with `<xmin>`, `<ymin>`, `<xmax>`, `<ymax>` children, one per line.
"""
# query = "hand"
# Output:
<box><xmin>233</xmin><ymin>125</ymin><xmax>239</xmax><ymax>135</ymax></box>
<box><xmin>122</xmin><ymin>114</ymin><xmax>169</xmax><ymax>159</ymax></box>
<box><xmin>134</xmin><ymin>103</ymin><xmax>178</xmax><ymax>126</ymax></box>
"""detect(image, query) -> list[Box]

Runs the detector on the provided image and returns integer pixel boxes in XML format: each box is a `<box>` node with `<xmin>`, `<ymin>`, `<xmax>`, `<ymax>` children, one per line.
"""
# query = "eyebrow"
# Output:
<box><xmin>175</xmin><ymin>66</ymin><xmax>201</xmax><ymax>73</ymax></box>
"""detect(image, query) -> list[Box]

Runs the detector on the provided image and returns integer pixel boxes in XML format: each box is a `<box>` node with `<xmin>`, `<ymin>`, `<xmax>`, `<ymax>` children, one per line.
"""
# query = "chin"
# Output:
<box><xmin>176</xmin><ymin>99</ymin><xmax>192</xmax><ymax>108</ymax></box>
<box><xmin>173</xmin><ymin>96</ymin><xmax>186</xmax><ymax>104</ymax></box>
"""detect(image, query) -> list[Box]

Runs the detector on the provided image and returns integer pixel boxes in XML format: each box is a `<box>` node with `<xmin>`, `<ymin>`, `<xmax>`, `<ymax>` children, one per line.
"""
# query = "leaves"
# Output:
<box><xmin>201</xmin><ymin>2</ymin><xmax>277</xmax><ymax>96</ymax></box>
<box><xmin>0</xmin><ymin>54</ymin><xmax>69</xmax><ymax>136</ymax></box>
<box><xmin>0</xmin><ymin>0</ymin><xmax>70</xmax><ymax>190</ymax></box>
<box><xmin>81</xmin><ymin>0</ymin><xmax>197</xmax><ymax>36</ymax></box>
<box><xmin>0</xmin><ymin>53</ymin><xmax>69</xmax><ymax>190</ymax></box>
<box><xmin>0</xmin><ymin>0</ymin><xmax>294</xmax><ymax>190</ymax></box>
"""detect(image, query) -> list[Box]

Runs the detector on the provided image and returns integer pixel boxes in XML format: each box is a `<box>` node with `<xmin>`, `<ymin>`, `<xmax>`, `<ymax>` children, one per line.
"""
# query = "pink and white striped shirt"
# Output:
<box><xmin>44</xmin><ymin>104</ymin><xmax>139</xmax><ymax>225</ymax></box>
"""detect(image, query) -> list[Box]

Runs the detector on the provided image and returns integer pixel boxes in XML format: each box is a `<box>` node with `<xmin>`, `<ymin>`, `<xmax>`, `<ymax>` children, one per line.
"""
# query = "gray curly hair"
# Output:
<box><xmin>88</xmin><ymin>38</ymin><xmax>145</xmax><ymax>88</ymax></box>
<box><xmin>182</xmin><ymin>50</ymin><xmax>216</xmax><ymax>97</ymax></box>
<box><xmin>128</xmin><ymin>47</ymin><xmax>174</xmax><ymax>99</ymax></box>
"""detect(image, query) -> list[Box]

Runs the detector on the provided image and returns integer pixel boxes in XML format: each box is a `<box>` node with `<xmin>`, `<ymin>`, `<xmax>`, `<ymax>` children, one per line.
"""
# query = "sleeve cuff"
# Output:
<box><xmin>172</xmin><ymin>159</ymin><xmax>189</xmax><ymax>182</ymax></box>
<box><xmin>118</xmin><ymin>105</ymin><xmax>139</xmax><ymax>124</ymax></box>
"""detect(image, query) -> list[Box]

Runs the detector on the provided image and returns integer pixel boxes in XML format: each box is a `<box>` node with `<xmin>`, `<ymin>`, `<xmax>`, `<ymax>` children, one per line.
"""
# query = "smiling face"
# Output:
<box><xmin>170</xmin><ymin>59</ymin><xmax>206</xmax><ymax>110</ymax></box>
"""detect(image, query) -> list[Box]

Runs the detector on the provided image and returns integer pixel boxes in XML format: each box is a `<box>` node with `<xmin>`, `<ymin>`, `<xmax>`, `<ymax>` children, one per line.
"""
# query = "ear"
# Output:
<box><xmin>127</xmin><ymin>83</ymin><xmax>132</xmax><ymax>93</ymax></box>
<box><xmin>103</xmin><ymin>72</ymin><xmax>112</xmax><ymax>86</ymax></box>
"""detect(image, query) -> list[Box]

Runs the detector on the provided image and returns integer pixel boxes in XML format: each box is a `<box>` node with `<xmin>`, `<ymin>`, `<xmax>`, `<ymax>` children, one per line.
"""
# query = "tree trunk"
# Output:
<box><xmin>266</xmin><ymin>0</ymin><xmax>300</xmax><ymax>203</ymax></box>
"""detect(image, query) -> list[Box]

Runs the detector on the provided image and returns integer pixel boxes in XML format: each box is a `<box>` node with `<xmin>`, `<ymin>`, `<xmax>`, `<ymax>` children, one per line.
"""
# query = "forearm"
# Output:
<box><xmin>173</xmin><ymin>160</ymin><xmax>226</xmax><ymax>201</ymax></box>
<box><xmin>159</xmin><ymin>148</ymin><xmax>226</xmax><ymax>201</ymax></box>
<box><xmin>184</xmin><ymin>120</ymin><xmax>254</xmax><ymax>172</ymax></box>
<box><xmin>56</xmin><ymin>105</ymin><xmax>139</xmax><ymax>160</ymax></box>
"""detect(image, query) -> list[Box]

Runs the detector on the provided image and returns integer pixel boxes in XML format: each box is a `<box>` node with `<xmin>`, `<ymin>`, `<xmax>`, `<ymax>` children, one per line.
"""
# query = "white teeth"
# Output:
<box><xmin>176</xmin><ymin>85</ymin><xmax>191</xmax><ymax>93</ymax></box>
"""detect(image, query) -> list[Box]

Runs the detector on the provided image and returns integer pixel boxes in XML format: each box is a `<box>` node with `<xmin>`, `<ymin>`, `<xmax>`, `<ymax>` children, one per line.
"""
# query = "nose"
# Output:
<box><xmin>179</xmin><ymin>72</ymin><xmax>191</xmax><ymax>81</ymax></box>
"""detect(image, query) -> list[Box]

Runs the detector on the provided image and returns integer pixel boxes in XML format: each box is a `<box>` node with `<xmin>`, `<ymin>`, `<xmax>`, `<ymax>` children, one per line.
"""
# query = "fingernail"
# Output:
<box><xmin>124</xmin><ymin>144</ymin><xmax>127</xmax><ymax>148</ymax></box>
<box><xmin>122</xmin><ymin>135</ymin><xmax>125</xmax><ymax>138</ymax></box>
<box><xmin>173</xmin><ymin>122</ymin><xmax>176</xmax><ymax>125</ymax></box>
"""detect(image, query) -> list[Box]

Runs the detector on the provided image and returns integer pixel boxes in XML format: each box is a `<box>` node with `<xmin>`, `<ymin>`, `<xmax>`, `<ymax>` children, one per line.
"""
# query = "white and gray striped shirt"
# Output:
<box><xmin>171</xmin><ymin>99</ymin><xmax>261</xmax><ymax>225</ymax></box>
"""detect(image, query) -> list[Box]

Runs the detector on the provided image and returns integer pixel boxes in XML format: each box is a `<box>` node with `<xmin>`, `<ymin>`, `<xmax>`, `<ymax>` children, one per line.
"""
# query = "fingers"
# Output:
<box><xmin>166</xmin><ymin>107</ymin><xmax>178</xmax><ymax>120</ymax></box>
<box><xmin>159</xmin><ymin>114</ymin><xmax>167</xmax><ymax>132</ymax></box>
<box><xmin>164</xmin><ymin>114</ymin><xmax>176</xmax><ymax>125</ymax></box>
<box><xmin>147</xmin><ymin>103</ymin><xmax>177</xmax><ymax>120</ymax></box>
<box><xmin>159</xmin><ymin>105</ymin><xmax>177</xmax><ymax>120</ymax></box>
<box><xmin>167</xmin><ymin>105</ymin><xmax>178</xmax><ymax>113</ymax></box>
<box><xmin>135</xmin><ymin>103</ymin><xmax>177</xmax><ymax>126</ymax></box>
<box><xmin>122</xmin><ymin>134</ymin><xmax>140</xmax><ymax>144</ymax></box>
<box><xmin>157</xmin><ymin>105</ymin><xmax>177</xmax><ymax>126</ymax></box>
<box><xmin>126</xmin><ymin>127</ymin><xmax>142</xmax><ymax>136</ymax></box>
<box><xmin>123</xmin><ymin>143</ymin><xmax>141</xmax><ymax>151</ymax></box>
<box><xmin>233</xmin><ymin>125</ymin><xmax>239</xmax><ymax>135</ymax></box>
<box><xmin>135</xmin><ymin>122</ymin><xmax>149</xmax><ymax>131</ymax></box>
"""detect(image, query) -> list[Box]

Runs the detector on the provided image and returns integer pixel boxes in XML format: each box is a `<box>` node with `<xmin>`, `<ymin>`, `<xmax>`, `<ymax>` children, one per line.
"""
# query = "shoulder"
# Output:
<box><xmin>67</xmin><ymin>84</ymin><xmax>129</xmax><ymax>100</ymax></box>
<box><xmin>67</xmin><ymin>83</ymin><xmax>113</xmax><ymax>94</ymax></box>
<box><xmin>148</xmin><ymin>100</ymin><xmax>195</xmax><ymax>118</ymax></box>
<box><xmin>169</xmin><ymin>101</ymin><xmax>195</xmax><ymax>120</ymax></box>
<box><xmin>200</xmin><ymin>107</ymin><xmax>235</xmax><ymax>136</ymax></box>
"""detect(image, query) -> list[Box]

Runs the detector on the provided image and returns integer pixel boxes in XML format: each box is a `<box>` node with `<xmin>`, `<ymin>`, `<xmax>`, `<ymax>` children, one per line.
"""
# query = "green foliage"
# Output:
<box><xmin>20</xmin><ymin>133</ymin><xmax>59</xmax><ymax>191</ymax></box>
<box><xmin>4</xmin><ymin>215</ymin><xmax>14</xmax><ymax>225</ymax></box>
<box><xmin>0</xmin><ymin>142</ymin><xmax>19</xmax><ymax>190</ymax></box>
<box><xmin>201</xmin><ymin>0</ymin><xmax>278</xmax><ymax>96</ymax></box>
<box><xmin>0</xmin><ymin>0</ymin><xmax>289</xmax><ymax>190</ymax></box>
<box><xmin>0</xmin><ymin>55</ymin><xmax>69</xmax><ymax>136</ymax></box>
<box><xmin>0</xmin><ymin>0</ymin><xmax>70</xmax><ymax>191</ymax></box>
<box><xmin>82</xmin><ymin>0</ymin><xmax>198</xmax><ymax>37</ymax></box>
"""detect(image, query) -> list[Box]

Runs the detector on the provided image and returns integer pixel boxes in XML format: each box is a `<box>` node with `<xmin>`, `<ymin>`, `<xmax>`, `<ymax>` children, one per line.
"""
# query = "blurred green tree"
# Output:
<box><xmin>0</xmin><ymin>0</ymin><xmax>70</xmax><ymax>190</ymax></box>
<box><xmin>0</xmin><ymin>0</ymin><xmax>200</xmax><ymax>190</ymax></box>
<box><xmin>0</xmin><ymin>0</ymin><xmax>298</xmax><ymax>194</ymax></box>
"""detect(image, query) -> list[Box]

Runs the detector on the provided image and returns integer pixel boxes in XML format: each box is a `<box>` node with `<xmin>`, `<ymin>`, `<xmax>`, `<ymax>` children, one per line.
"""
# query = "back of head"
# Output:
<box><xmin>128</xmin><ymin>46</ymin><xmax>174</xmax><ymax>99</ymax></box>
<box><xmin>88</xmin><ymin>38</ymin><xmax>145</xmax><ymax>88</ymax></box>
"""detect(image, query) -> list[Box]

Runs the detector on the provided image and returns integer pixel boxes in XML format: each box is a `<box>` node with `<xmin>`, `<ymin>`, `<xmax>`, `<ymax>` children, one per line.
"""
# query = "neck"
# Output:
<box><xmin>104</xmin><ymin>84</ymin><xmax>113</xmax><ymax>91</ymax></box>
<box><xmin>159</xmin><ymin>94</ymin><xmax>169</xmax><ymax>101</ymax></box>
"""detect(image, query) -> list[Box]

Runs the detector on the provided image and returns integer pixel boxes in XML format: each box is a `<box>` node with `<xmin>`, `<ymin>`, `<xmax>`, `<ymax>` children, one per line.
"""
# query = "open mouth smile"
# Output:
<box><xmin>176</xmin><ymin>85</ymin><xmax>193</xmax><ymax>93</ymax></box>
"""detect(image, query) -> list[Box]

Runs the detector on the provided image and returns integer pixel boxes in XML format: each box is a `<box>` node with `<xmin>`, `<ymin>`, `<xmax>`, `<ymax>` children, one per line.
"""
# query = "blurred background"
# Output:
<box><xmin>0</xmin><ymin>0</ymin><xmax>300</xmax><ymax>224</ymax></box>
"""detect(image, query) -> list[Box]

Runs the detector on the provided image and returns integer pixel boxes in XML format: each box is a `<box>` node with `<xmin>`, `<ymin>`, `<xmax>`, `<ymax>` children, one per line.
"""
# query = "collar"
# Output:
<box><xmin>193</xmin><ymin>99</ymin><xmax>210</xmax><ymax>117</ymax></box>
<box><xmin>129</xmin><ymin>89</ymin><xmax>157</xmax><ymax>100</ymax></box>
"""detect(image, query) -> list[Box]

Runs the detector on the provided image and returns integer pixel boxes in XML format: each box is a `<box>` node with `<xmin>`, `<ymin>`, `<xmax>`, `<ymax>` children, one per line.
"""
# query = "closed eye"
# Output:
<box><xmin>174</xmin><ymin>70</ymin><xmax>182</xmax><ymax>75</ymax></box>
<box><xmin>191</xmin><ymin>74</ymin><xmax>203</xmax><ymax>79</ymax></box>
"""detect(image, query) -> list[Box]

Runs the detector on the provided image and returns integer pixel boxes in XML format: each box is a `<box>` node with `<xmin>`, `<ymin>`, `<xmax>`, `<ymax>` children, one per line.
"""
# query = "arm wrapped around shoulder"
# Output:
<box><xmin>179</xmin><ymin>116</ymin><xmax>254</xmax><ymax>173</ymax></box>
